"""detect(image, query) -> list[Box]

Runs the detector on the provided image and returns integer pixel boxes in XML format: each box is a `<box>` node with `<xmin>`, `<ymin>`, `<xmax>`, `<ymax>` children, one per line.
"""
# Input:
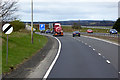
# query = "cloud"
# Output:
<box><xmin>17</xmin><ymin>1</ymin><xmax>118</xmax><ymax>21</ymax></box>
<box><xmin>18</xmin><ymin>0</ymin><xmax>119</xmax><ymax>3</ymax></box>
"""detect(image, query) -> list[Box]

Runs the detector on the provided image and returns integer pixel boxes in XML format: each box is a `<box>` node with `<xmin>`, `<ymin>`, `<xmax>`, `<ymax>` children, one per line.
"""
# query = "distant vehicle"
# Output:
<box><xmin>25</xmin><ymin>24</ymin><xmax>36</xmax><ymax>32</ymax></box>
<box><xmin>110</xmin><ymin>29</ymin><xmax>117</xmax><ymax>34</ymax></box>
<box><xmin>51</xmin><ymin>30</ymin><xmax>54</xmax><ymax>34</ymax></box>
<box><xmin>73</xmin><ymin>31</ymin><xmax>80</xmax><ymax>37</ymax></box>
<box><xmin>53</xmin><ymin>23</ymin><xmax>63</xmax><ymax>36</ymax></box>
<box><xmin>40</xmin><ymin>30</ymin><xmax>45</xmax><ymax>33</ymax></box>
<box><xmin>46</xmin><ymin>29</ymin><xmax>51</xmax><ymax>33</ymax></box>
<box><xmin>87</xmin><ymin>29</ymin><xmax>93</xmax><ymax>33</ymax></box>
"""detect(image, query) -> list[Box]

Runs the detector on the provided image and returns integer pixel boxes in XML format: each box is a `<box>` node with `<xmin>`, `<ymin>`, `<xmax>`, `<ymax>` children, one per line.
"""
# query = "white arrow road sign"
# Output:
<box><xmin>2</xmin><ymin>23</ymin><xmax>13</xmax><ymax>34</ymax></box>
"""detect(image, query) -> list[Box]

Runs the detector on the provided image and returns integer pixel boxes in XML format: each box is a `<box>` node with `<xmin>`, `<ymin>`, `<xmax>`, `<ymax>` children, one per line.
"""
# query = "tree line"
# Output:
<box><xmin>0</xmin><ymin>0</ymin><xmax>25</xmax><ymax>31</ymax></box>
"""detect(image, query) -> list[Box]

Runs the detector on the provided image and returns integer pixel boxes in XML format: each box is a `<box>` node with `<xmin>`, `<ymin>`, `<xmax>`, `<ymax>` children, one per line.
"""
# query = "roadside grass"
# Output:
<box><xmin>0</xmin><ymin>32</ymin><xmax>2</xmax><ymax>75</ymax></box>
<box><xmin>62</xmin><ymin>26</ymin><xmax>110</xmax><ymax>33</ymax></box>
<box><xmin>82</xmin><ymin>34</ymin><xmax>118</xmax><ymax>44</ymax></box>
<box><xmin>2</xmin><ymin>30</ymin><xmax>48</xmax><ymax>73</ymax></box>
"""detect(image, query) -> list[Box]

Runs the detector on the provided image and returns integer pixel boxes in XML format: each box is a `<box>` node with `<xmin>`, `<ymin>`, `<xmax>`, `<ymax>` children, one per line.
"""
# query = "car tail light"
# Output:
<box><xmin>55</xmin><ymin>33</ymin><xmax>57</xmax><ymax>35</ymax></box>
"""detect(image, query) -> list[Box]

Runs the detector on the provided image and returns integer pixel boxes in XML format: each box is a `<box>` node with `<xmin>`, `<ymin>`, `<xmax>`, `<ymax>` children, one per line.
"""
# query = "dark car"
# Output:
<box><xmin>73</xmin><ymin>31</ymin><xmax>80</xmax><ymax>37</ymax></box>
<box><xmin>46</xmin><ymin>29</ymin><xmax>51</xmax><ymax>33</ymax></box>
<box><xmin>110</xmin><ymin>29</ymin><xmax>117</xmax><ymax>34</ymax></box>
<box><xmin>87</xmin><ymin>29</ymin><xmax>93</xmax><ymax>33</ymax></box>
<box><xmin>40</xmin><ymin>30</ymin><xmax>45</xmax><ymax>33</ymax></box>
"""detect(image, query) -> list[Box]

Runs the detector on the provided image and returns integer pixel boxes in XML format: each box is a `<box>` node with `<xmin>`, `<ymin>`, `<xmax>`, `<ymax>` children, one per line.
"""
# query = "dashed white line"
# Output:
<box><xmin>93</xmin><ymin>48</ymin><xmax>95</xmax><ymax>51</ymax></box>
<box><xmin>89</xmin><ymin>45</ymin><xmax>91</xmax><ymax>47</ymax></box>
<box><xmin>106</xmin><ymin>60</ymin><xmax>111</xmax><ymax>64</ymax></box>
<box><xmin>98</xmin><ymin>53</ymin><xmax>101</xmax><ymax>56</ymax></box>
<box><xmin>102</xmin><ymin>56</ymin><xmax>105</xmax><ymax>59</ymax></box>
<box><xmin>85</xmin><ymin>43</ymin><xmax>87</xmax><ymax>45</ymax></box>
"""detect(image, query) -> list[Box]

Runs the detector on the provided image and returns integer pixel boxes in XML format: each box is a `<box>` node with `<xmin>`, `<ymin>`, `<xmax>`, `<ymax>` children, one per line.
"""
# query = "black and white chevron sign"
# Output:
<box><xmin>2</xmin><ymin>23</ymin><xmax>13</xmax><ymax>34</ymax></box>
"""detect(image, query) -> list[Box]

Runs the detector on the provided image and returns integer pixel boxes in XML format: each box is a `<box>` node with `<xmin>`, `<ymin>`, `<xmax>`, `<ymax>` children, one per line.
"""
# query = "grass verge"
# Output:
<box><xmin>62</xmin><ymin>26</ymin><xmax>110</xmax><ymax>33</ymax></box>
<box><xmin>2</xmin><ymin>30</ymin><xmax>47</xmax><ymax>73</ymax></box>
<box><xmin>82</xmin><ymin>34</ymin><xmax>118</xmax><ymax>44</ymax></box>
<box><xmin>0</xmin><ymin>32</ymin><xmax>2</xmax><ymax>75</ymax></box>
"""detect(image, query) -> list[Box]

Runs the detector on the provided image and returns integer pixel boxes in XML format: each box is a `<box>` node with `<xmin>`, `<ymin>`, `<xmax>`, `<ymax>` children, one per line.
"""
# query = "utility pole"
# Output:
<box><xmin>118</xmin><ymin>1</ymin><xmax>120</xmax><ymax>18</ymax></box>
<box><xmin>31</xmin><ymin>0</ymin><xmax>33</xmax><ymax>44</ymax></box>
<box><xmin>79</xmin><ymin>19</ymin><xmax>81</xmax><ymax>32</ymax></box>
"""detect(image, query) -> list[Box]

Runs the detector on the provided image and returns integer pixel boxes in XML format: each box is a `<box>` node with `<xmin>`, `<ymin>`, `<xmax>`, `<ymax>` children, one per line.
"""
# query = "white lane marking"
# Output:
<box><xmin>106</xmin><ymin>60</ymin><xmax>111</xmax><ymax>64</ymax></box>
<box><xmin>102</xmin><ymin>56</ymin><xmax>105</xmax><ymax>59</ymax></box>
<box><xmin>81</xmin><ymin>35</ymin><xmax>119</xmax><ymax>46</ymax></box>
<box><xmin>85</xmin><ymin>43</ymin><xmax>87</xmax><ymax>45</ymax></box>
<box><xmin>119</xmin><ymin>72</ymin><xmax>120</xmax><ymax>74</ymax></box>
<box><xmin>89</xmin><ymin>45</ymin><xmax>91</xmax><ymax>47</ymax></box>
<box><xmin>93</xmin><ymin>48</ymin><xmax>95</xmax><ymax>51</ymax></box>
<box><xmin>98</xmin><ymin>53</ymin><xmax>101</xmax><ymax>56</ymax></box>
<box><xmin>43</xmin><ymin>37</ymin><xmax>61</xmax><ymax>79</ymax></box>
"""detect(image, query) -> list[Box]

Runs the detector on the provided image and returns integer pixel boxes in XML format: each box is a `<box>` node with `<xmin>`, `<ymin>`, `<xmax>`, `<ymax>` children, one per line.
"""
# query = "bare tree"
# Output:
<box><xmin>0</xmin><ymin>0</ymin><xmax>18</xmax><ymax>22</ymax></box>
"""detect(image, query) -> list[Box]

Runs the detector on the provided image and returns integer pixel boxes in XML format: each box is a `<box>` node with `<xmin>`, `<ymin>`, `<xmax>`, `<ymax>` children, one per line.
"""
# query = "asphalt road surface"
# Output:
<box><xmin>47</xmin><ymin>33</ymin><xmax>118</xmax><ymax>79</ymax></box>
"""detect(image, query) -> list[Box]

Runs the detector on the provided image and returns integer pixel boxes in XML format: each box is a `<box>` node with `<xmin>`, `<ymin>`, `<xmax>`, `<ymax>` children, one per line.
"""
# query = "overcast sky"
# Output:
<box><xmin>16</xmin><ymin>0</ymin><xmax>119</xmax><ymax>22</ymax></box>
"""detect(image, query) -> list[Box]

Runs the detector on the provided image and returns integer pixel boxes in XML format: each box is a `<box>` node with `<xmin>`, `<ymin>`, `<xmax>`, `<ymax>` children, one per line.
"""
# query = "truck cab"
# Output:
<box><xmin>53</xmin><ymin>23</ymin><xmax>63</xmax><ymax>36</ymax></box>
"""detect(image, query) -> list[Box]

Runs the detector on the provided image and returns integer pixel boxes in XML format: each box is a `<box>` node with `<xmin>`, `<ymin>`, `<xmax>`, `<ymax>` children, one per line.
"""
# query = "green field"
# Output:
<box><xmin>62</xmin><ymin>26</ymin><xmax>110</xmax><ymax>33</ymax></box>
<box><xmin>0</xmin><ymin>32</ymin><xmax>2</xmax><ymax>75</ymax></box>
<box><xmin>2</xmin><ymin>30</ymin><xmax>47</xmax><ymax>73</ymax></box>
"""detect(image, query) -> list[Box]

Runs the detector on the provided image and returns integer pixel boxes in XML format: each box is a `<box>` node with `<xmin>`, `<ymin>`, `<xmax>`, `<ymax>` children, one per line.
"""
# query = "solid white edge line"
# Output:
<box><xmin>43</xmin><ymin>37</ymin><xmax>61</xmax><ymax>79</ymax></box>
<box><xmin>81</xmin><ymin>35</ymin><xmax>119</xmax><ymax>46</ymax></box>
<box><xmin>106</xmin><ymin>60</ymin><xmax>111</xmax><ymax>64</ymax></box>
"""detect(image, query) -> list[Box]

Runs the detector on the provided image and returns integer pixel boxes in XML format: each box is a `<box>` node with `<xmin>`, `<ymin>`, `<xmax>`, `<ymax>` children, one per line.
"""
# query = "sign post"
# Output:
<box><xmin>6</xmin><ymin>35</ymin><xmax>8</xmax><ymax>64</ymax></box>
<box><xmin>49</xmin><ymin>23</ymin><xmax>53</xmax><ymax>29</ymax></box>
<box><xmin>2</xmin><ymin>23</ymin><xmax>13</xmax><ymax>64</ymax></box>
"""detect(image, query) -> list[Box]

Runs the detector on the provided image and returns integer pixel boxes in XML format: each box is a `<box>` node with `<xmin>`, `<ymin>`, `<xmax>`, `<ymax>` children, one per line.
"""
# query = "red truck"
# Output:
<box><xmin>53</xmin><ymin>23</ymin><xmax>63</xmax><ymax>36</ymax></box>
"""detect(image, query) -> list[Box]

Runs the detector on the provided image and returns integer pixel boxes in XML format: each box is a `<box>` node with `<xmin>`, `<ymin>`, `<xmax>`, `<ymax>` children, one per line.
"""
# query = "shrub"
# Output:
<box><xmin>72</xmin><ymin>23</ymin><xmax>82</xmax><ymax>29</ymax></box>
<box><xmin>10</xmin><ymin>20</ymin><xmax>25</xmax><ymax>31</ymax></box>
<box><xmin>113</xmin><ymin>18</ymin><xmax>120</xmax><ymax>32</ymax></box>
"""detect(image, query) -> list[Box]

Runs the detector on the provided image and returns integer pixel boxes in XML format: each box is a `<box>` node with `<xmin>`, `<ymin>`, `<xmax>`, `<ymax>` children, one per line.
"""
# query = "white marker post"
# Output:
<box><xmin>2</xmin><ymin>23</ymin><xmax>13</xmax><ymax>64</ymax></box>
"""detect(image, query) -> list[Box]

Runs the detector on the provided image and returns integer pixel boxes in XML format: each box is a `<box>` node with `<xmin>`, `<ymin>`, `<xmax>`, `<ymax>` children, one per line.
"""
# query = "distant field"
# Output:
<box><xmin>2</xmin><ymin>30</ymin><xmax>47</xmax><ymax>73</ymax></box>
<box><xmin>62</xmin><ymin>26</ymin><xmax>110</xmax><ymax>33</ymax></box>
